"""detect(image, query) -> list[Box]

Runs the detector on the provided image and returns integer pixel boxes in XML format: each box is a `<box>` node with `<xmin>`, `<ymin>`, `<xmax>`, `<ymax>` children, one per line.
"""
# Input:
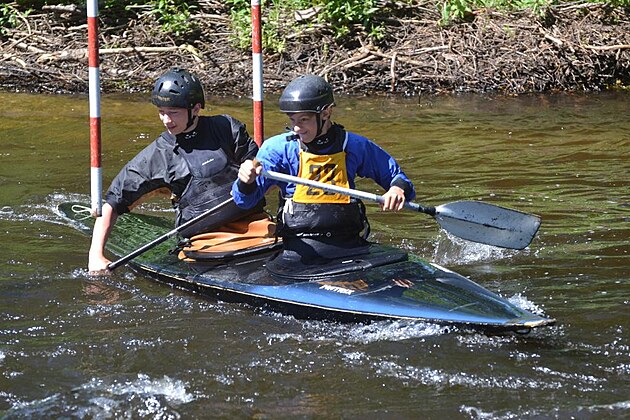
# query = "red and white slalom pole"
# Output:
<box><xmin>251</xmin><ymin>0</ymin><xmax>263</xmax><ymax>146</ymax></box>
<box><xmin>87</xmin><ymin>0</ymin><xmax>102</xmax><ymax>216</ymax></box>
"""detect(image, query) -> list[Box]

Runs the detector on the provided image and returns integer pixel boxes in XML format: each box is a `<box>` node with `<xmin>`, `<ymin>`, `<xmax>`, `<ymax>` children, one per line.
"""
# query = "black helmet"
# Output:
<box><xmin>151</xmin><ymin>68</ymin><xmax>205</xmax><ymax>109</ymax></box>
<box><xmin>279</xmin><ymin>75</ymin><xmax>334</xmax><ymax>113</ymax></box>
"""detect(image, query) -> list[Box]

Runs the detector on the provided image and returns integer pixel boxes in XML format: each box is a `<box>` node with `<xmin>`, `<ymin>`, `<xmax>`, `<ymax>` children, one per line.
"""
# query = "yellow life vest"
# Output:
<box><xmin>293</xmin><ymin>135</ymin><xmax>350</xmax><ymax>204</ymax></box>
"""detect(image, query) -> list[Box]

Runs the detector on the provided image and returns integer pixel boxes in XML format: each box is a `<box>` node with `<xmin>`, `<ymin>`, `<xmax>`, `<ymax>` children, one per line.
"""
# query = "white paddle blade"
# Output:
<box><xmin>434</xmin><ymin>201</ymin><xmax>541</xmax><ymax>249</ymax></box>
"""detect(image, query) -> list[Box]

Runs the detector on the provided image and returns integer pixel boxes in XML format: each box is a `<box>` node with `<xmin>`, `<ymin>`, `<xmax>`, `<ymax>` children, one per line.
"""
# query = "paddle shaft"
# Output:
<box><xmin>259</xmin><ymin>168</ymin><xmax>541</xmax><ymax>249</ymax></box>
<box><xmin>260</xmin><ymin>168</ymin><xmax>436</xmax><ymax>216</ymax></box>
<box><xmin>107</xmin><ymin>197</ymin><xmax>234</xmax><ymax>270</ymax></box>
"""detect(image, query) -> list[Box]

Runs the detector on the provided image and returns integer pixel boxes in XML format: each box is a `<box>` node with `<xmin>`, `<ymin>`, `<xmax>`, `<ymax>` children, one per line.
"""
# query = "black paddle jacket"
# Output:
<box><xmin>105</xmin><ymin>114</ymin><xmax>263</xmax><ymax>237</ymax></box>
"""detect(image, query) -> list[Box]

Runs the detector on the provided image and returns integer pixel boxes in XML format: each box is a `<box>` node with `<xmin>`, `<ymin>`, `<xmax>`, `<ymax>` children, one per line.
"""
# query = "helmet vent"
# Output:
<box><xmin>151</xmin><ymin>69</ymin><xmax>205</xmax><ymax>109</ymax></box>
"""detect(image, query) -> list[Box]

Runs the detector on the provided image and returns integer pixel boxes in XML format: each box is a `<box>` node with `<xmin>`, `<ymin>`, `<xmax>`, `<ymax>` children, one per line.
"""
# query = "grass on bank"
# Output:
<box><xmin>2</xmin><ymin>0</ymin><xmax>629</xmax><ymax>51</ymax></box>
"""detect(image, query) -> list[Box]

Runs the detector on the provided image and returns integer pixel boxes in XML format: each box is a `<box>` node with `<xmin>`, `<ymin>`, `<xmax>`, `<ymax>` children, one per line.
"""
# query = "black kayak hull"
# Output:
<box><xmin>59</xmin><ymin>203</ymin><xmax>555</xmax><ymax>333</ymax></box>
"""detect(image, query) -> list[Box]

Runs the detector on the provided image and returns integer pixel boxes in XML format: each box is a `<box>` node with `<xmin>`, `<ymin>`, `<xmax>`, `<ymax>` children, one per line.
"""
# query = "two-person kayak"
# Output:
<box><xmin>58</xmin><ymin>202</ymin><xmax>555</xmax><ymax>333</ymax></box>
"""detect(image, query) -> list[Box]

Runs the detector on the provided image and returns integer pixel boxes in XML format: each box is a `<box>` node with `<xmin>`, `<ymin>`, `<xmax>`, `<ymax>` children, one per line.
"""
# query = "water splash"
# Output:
<box><xmin>0</xmin><ymin>192</ymin><xmax>89</xmax><ymax>228</ymax></box>
<box><xmin>374</xmin><ymin>359</ymin><xmax>564</xmax><ymax>390</ymax></box>
<box><xmin>432</xmin><ymin>230</ymin><xmax>524</xmax><ymax>265</ymax></box>
<box><xmin>263</xmin><ymin>317</ymin><xmax>452</xmax><ymax>347</ymax></box>
<box><xmin>6</xmin><ymin>374</ymin><xmax>194</xmax><ymax>418</ymax></box>
<box><xmin>0</xmin><ymin>192</ymin><xmax>174</xmax><ymax>232</ymax></box>
<box><xmin>87</xmin><ymin>373</ymin><xmax>194</xmax><ymax>404</ymax></box>
<box><xmin>507</xmin><ymin>293</ymin><xmax>546</xmax><ymax>316</ymax></box>
<box><xmin>460</xmin><ymin>399</ymin><xmax>630</xmax><ymax>419</ymax></box>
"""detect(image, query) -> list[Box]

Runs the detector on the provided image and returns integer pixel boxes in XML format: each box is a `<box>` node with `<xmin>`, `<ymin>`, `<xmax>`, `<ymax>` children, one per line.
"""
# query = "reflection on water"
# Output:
<box><xmin>0</xmin><ymin>91</ymin><xmax>628</xmax><ymax>418</ymax></box>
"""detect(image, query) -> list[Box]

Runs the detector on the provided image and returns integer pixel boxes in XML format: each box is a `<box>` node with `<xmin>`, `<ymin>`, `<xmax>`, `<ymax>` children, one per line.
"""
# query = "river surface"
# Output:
<box><xmin>0</xmin><ymin>91</ymin><xmax>628</xmax><ymax>419</ymax></box>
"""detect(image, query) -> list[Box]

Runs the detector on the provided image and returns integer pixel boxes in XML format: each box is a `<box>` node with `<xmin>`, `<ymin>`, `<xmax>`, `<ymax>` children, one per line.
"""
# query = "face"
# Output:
<box><xmin>287</xmin><ymin>109</ymin><xmax>331</xmax><ymax>144</ymax></box>
<box><xmin>157</xmin><ymin>104</ymin><xmax>200</xmax><ymax>135</ymax></box>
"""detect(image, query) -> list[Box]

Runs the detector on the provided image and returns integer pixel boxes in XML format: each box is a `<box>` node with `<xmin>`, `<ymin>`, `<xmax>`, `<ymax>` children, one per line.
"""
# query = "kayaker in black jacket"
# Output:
<box><xmin>88</xmin><ymin>68</ymin><xmax>263</xmax><ymax>273</ymax></box>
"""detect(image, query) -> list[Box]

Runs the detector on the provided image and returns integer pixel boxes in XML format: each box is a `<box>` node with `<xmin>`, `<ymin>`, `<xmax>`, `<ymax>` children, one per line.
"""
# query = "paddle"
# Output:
<box><xmin>259</xmin><ymin>168</ymin><xmax>541</xmax><ymax>250</ymax></box>
<box><xmin>107</xmin><ymin>197</ymin><xmax>235</xmax><ymax>270</ymax></box>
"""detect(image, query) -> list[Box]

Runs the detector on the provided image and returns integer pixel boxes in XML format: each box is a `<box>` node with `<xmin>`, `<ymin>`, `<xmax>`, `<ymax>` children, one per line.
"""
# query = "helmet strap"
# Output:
<box><xmin>315</xmin><ymin>113</ymin><xmax>324</xmax><ymax>138</ymax></box>
<box><xmin>315</xmin><ymin>106</ymin><xmax>331</xmax><ymax>137</ymax></box>
<box><xmin>184</xmin><ymin>107</ymin><xmax>200</xmax><ymax>131</ymax></box>
<box><xmin>185</xmin><ymin>109</ymin><xmax>194</xmax><ymax>130</ymax></box>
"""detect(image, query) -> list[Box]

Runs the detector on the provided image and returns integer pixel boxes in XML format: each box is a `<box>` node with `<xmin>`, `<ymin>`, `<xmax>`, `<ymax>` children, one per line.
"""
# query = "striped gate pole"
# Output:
<box><xmin>87</xmin><ymin>0</ymin><xmax>102</xmax><ymax>216</ymax></box>
<box><xmin>251</xmin><ymin>0</ymin><xmax>264</xmax><ymax>146</ymax></box>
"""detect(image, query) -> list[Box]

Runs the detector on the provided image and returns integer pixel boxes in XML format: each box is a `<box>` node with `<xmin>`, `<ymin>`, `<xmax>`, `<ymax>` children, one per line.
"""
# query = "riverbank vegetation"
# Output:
<box><xmin>1</xmin><ymin>0</ymin><xmax>628</xmax><ymax>95</ymax></box>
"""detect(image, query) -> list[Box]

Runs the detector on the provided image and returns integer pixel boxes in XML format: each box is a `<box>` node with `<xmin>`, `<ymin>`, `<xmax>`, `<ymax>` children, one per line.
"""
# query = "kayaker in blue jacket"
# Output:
<box><xmin>232</xmin><ymin>74</ymin><xmax>415</xmax><ymax>263</ymax></box>
<box><xmin>89</xmin><ymin>68</ymin><xmax>263</xmax><ymax>273</ymax></box>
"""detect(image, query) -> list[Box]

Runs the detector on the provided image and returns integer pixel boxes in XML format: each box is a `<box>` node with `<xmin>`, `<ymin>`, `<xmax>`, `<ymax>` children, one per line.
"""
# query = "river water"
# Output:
<box><xmin>0</xmin><ymin>91</ymin><xmax>628</xmax><ymax>418</ymax></box>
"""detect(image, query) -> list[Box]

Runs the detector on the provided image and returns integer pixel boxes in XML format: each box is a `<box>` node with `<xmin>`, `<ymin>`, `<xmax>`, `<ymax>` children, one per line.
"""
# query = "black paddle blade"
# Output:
<box><xmin>434</xmin><ymin>201</ymin><xmax>541</xmax><ymax>250</ymax></box>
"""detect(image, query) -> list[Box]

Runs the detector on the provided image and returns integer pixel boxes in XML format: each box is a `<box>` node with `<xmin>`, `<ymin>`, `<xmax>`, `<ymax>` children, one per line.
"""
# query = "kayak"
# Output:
<box><xmin>58</xmin><ymin>202</ymin><xmax>555</xmax><ymax>333</ymax></box>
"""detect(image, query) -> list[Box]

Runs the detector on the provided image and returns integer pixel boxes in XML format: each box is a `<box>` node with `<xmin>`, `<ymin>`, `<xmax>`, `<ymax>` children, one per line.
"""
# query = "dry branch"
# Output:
<box><xmin>36</xmin><ymin>45</ymin><xmax>202</xmax><ymax>63</ymax></box>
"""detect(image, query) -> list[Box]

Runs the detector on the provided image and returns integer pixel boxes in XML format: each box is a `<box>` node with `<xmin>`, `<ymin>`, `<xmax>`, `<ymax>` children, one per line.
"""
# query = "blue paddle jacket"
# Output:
<box><xmin>232</xmin><ymin>127</ymin><xmax>416</xmax><ymax>209</ymax></box>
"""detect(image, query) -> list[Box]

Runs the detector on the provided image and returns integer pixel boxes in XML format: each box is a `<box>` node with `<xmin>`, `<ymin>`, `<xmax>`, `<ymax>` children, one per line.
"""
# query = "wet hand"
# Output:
<box><xmin>381</xmin><ymin>186</ymin><xmax>406</xmax><ymax>211</ymax></box>
<box><xmin>238</xmin><ymin>159</ymin><xmax>262</xmax><ymax>184</ymax></box>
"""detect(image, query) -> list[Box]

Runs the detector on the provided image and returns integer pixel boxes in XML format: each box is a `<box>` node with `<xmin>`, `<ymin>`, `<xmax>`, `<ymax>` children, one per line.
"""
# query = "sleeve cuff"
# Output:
<box><xmin>237</xmin><ymin>179</ymin><xmax>258</xmax><ymax>195</ymax></box>
<box><xmin>391</xmin><ymin>177</ymin><xmax>413</xmax><ymax>200</ymax></box>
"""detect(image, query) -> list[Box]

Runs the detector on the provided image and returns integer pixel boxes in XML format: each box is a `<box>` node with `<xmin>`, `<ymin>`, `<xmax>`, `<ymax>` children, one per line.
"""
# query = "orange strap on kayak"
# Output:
<box><xmin>178</xmin><ymin>212</ymin><xmax>280</xmax><ymax>261</ymax></box>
